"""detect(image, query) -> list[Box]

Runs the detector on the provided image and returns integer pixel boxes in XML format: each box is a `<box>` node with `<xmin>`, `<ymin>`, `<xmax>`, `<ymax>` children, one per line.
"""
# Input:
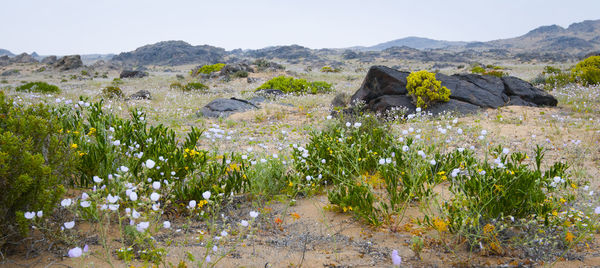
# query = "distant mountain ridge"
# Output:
<box><xmin>362</xmin><ymin>36</ymin><xmax>468</xmax><ymax>51</ymax></box>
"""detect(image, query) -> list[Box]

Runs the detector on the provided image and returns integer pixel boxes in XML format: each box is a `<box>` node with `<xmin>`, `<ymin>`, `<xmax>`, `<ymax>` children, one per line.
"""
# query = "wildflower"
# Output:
<box><xmin>93</xmin><ymin>176</ymin><xmax>103</xmax><ymax>183</ymax></box>
<box><xmin>457</xmin><ymin>128</ymin><xmax>463</xmax><ymax>134</ymax></box>
<box><xmin>70</xmin><ymin>143</ymin><xmax>78</xmax><ymax>149</ymax></box>
<box><xmin>109</xmin><ymin>204</ymin><xmax>119</xmax><ymax>211</ymax></box>
<box><xmin>345</xmin><ymin>122</ymin><xmax>351</xmax><ymax>127</ymax></box>
<box><xmin>80</xmin><ymin>201</ymin><xmax>91</xmax><ymax>208</ymax></box>
<box><xmin>113</xmin><ymin>140</ymin><xmax>121</xmax><ymax>146</ymax></box>
<box><xmin>152</xmin><ymin>181</ymin><xmax>161</xmax><ymax>190</ymax></box>
<box><xmin>326</xmin><ymin>115</ymin><xmax>332</xmax><ymax>120</ymax></box>
<box><xmin>81</xmin><ymin>192</ymin><xmax>89</xmax><ymax>200</ymax></box>
<box><xmin>68</xmin><ymin>247</ymin><xmax>83</xmax><ymax>258</ymax></box>
<box><xmin>429</xmin><ymin>159</ymin><xmax>436</xmax><ymax>165</ymax></box>
<box><xmin>275</xmin><ymin>218</ymin><xmax>283</xmax><ymax>224</ymax></box>
<box><xmin>136</xmin><ymin>221</ymin><xmax>150</xmax><ymax>232</ymax></box>
<box><xmin>206</xmin><ymin>255</ymin><xmax>211</xmax><ymax>263</ymax></box>
<box><xmin>594</xmin><ymin>207</ymin><xmax>600</xmax><ymax>214</ymax></box>
<box><xmin>502</xmin><ymin>148</ymin><xmax>510</xmax><ymax>154</ymax></box>
<box><xmin>152</xmin><ymin>203</ymin><xmax>160</xmax><ymax>211</ymax></box>
<box><xmin>24</xmin><ymin>212</ymin><xmax>36</xmax><ymax>219</ymax></box>
<box><xmin>241</xmin><ymin>220</ymin><xmax>249</xmax><ymax>227</ymax></box>
<box><xmin>120</xmin><ymin>166</ymin><xmax>129</xmax><ymax>172</ymax></box>
<box><xmin>379</xmin><ymin>158</ymin><xmax>386</xmax><ymax>165</ymax></box>
<box><xmin>64</xmin><ymin>221</ymin><xmax>75</xmax><ymax>229</ymax></box>
<box><xmin>353</xmin><ymin>122</ymin><xmax>362</xmax><ymax>128</ymax></box>
<box><xmin>61</xmin><ymin>198</ymin><xmax>73</xmax><ymax>207</ymax></box>
<box><xmin>188</xmin><ymin>200</ymin><xmax>197</xmax><ymax>209</ymax></box>
<box><xmin>129</xmin><ymin>192</ymin><xmax>138</xmax><ymax>201</ymax></box>
<box><xmin>416</xmin><ymin>107</ymin><xmax>422</xmax><ymax>113</ymax></box>
<box><xmin>565</xmin><ymin>231</ymin><xmax>575</xmax><ymax>243</ymax></box>
<box><xmin>321</xmin><ymin>159</ymin><xmax>326</xmax><ymax>164</ymax></box>
<box><xmin>250</xmin><ymin>211</ymin><xmax>259</xmax><ymax>218</ymax></box>
<box><xmin>433</xmin><ymin>217</ymin><xmax>448</xmax><ymax>232</ymax></box>
<box><xmin>220</xmin><ymin>230</ymin><xmax>228</xmax><ymax>237</ymax></box>
<box><xmin>291</xmin><ymin>212</ymin><xmax>300</xmax><ymax>220</ymax></box>
<box><xmin>391</xmin><ymin>249</ymin><xmax>402</xmax><ymax>266</ymax></box>
<box><xmin>145</xmin><ymin>159</ymin><xmax>156</xmax><ymax>169</ymax></box>
<box><xmin>402</xmin><ymin>145</ymin><xmax>409</xmax><ymax>152</ymax></box>
<box><xmin>163</xmin><ymin>221</ymin><xmax>171</xmax><ymax>229</ymax></box>
<box><xmin>483</xmin><ymin>223</ymin><xmax>495</xmax><ymax>234</ymax></box>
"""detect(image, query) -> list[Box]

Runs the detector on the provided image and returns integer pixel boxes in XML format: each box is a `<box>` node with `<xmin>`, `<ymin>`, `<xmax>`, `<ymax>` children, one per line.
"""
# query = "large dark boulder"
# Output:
<box><xmin>199</xmin><ymin>98</ymin><xmax>259</xmax><ymax>118</ymax></box>
<box><xmin>53</xmin><ymin>55</ymin><xmax>83</xmax><ymax>71</ymax></box>
<box><xmin>120</xmin><ymin>70</ymin><xmax>148</xmax><ymax>79</ymax></box>
<box><xmin>41</xmin><ymin>55</ymin><xmax>58</xmax><ymax>65</ymax></box>
<box><xmin>350</xmin><ymin>65</ymin><xmax>558</xmax><ymax>115</ymax></box>
<box><xmin>11</xmin><ymin>53</ymin><xmax>38</xmax><ymax>63</ymax></box>
<box><xmin>111</xmin><ymin>40</ymin><xmax>226</xmax><ymax>66</ymax></box>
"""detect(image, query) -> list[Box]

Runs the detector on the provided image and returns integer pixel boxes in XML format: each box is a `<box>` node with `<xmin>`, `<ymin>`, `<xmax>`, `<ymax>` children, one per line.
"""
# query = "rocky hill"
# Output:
<box><xmin>111</xmin><ymin>41</ymin><xmax>226</xmax><ymax>66</ymax></box>
<box><xmin>365</xmin><ymin>37</ymin><xmax>468</xmax><ymax>51</ymax></box>
<box><xmin>0</xmin><ymin>49</ymin><xmax>14</xmax><ymax>57</ymax></box>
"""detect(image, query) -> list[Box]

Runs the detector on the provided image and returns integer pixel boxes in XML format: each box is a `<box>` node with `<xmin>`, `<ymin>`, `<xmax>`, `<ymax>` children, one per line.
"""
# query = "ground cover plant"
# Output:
<box><xmin>255</xmin><ymin>76</ymin><xmax>333</xmax><ymax>94</ymax></box>
<box><xmin>15</xmin><ymin>81</ymin><xmax>61</xmax><ymax>93</ymax></box>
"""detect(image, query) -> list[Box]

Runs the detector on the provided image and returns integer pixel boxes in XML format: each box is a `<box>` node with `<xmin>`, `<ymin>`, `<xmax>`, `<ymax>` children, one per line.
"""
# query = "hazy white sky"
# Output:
<box><xmin>1</xmin><ymin>0</ymin><xmax>598</xmax><ymax>55</ymax></box>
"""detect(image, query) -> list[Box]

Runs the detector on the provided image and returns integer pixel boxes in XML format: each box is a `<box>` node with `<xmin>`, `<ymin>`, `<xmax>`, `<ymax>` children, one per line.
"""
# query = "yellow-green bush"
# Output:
<box><xmin>15</xmin><ymin>81</ymin><xmax>61</xmax><ymax>93</ymax></box>
<box><xmin>320</xmin><ymin>66</ymin><xmax>340</xmax><ymax>73</ymax></box>
<box><xmin>255</xmin><ymin>76</ymin><xmax>332</xmax><ymax>94</ymax></box>
<box><xmin>193</xmin><ymin>63</ymin><xmax>226</xmax><ymax>76</ymax></box>
<box><xmin>101</xmin><ymin>86</ymin><xmax>124</xmax><ymax>99</ymax></box>
<box><xmin>571</xmin><ymin>56</ymin><xmax>600</xmax><ymax>86</ymax></box>
<box><xmin>406</xmin><ymin>70</ymin><xmax>451</xmax><ymax>109</ymax></box>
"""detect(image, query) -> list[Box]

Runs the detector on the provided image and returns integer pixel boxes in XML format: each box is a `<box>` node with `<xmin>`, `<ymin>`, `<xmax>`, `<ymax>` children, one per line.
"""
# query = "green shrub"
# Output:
<box><xmin>0</xmin><ymin>92</ymin><xmax>76</xmax><ymax>250</ymax></box>
<box><xmin>471</xmin><ymin>65</ymin><xmax>507</xmax><ymax>77</ymax></box>
<box><xmin>232</xmin><ymin>70</ymin><xmax>249</xmax><ymax>78</ymax></box>
<box><xmin>112</xmin><ymin>78</ymin><xmax>123</xmax><ymax>86</ymax></box>
<box><xmin>169</xmin><ymin>82</ymin><xmax>183</xmax><ymax>90</ymax></box>
<box><xmin>15</xmin><ymin>81</ymin><xmax>61</xmax><ymax>93</ymax></box>
<box><xmin>406</xmin><ymin>70</ymin><xmax>451</xmax><ymax>109</ymax></box>
<box><xmin>183</xmin><ymin>82</ymin><xmax>208</xmax><ymax>91</ymax></box>
<box><xmin>193</xmin><ymin>63</ymin><xmax>226</xmax><ymax>76</ymax></box>
<box><xmin>471</xmin><ymin>66</ymin><xmax>485</xmax><ymax>74</ymax></box>
<box><xmin>571</xmin><ymin>56</ymin><xmax>600</xmax><ymax>86</ymax></box>
<box><xmin>102</xmin><ymin>86</ymin><xmax>124</xmax><ymax>99</ymax></box>
<box><xmin>255</xmin><ymin>76</ymin><xmax>332</xmax><ymax>95</ymax></box>
<box><xmin>320</xmin><ymin>66</ymin><xmax>340</xmax><ymax>73</ymax></box>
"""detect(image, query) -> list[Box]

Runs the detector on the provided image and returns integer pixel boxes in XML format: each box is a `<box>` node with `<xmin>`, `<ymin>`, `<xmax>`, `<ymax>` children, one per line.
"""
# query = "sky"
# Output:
<box><xmin>1</xmin><ymin>0</ymin><xmax>599</xmax><ymax>55</ymax></box>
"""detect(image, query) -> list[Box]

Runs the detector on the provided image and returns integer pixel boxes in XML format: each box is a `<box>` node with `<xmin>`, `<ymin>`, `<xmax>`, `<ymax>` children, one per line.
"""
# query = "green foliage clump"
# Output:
<box><xmin>170</xmin><ymin>81</ymin><xmax>208</xmax><ymax>91</ymax></box>
<box><xmin>540</xmin><ymin>66</ymin><xmax>571</xmax><ymax>90</ymax></box>
<box><xmin>471</xmin><ymin>65</ymin><xmax>507</xmax><ymax>77</ymax></box>
<box><xmin>255</xmin><ymin>76</ymin><xmax>333</xmax><ymax>95</ymax></box>
<box><xmin>102</xmin><ymin>86</ymin><xmax>124</xmax><ymax>99</ymax></box>
<box><xmin>193</xmin><ymin>63</ymin><xmax>226</xmax><ymax>76</ymax></box>
<box><xmin>15</xmin><ymin>81</ymin><xmax>61</xmax><ymax>93</ymax></box>
<box><xmin>0</xmin><ymin>92</ymin><xmax>76</xmax><ymax>250</ymax></box>
<box><xmin>320</xmin><ymin>66</ymin><xmax>340</xmax><ymax>73</ymax></box>
<box><xmin>232</xmin><ymin>70</ymin><xmax>249</xmax><ymax>78</ymax></box>
<box><xmin>406</xmin><ymin>70</ymin><xmax>451</xmax><ymax>109</ymax></box>
<box><xmin>571</xmin><ymin>56</ymin><xmax>600</xmax><ymax>86</ymax></box>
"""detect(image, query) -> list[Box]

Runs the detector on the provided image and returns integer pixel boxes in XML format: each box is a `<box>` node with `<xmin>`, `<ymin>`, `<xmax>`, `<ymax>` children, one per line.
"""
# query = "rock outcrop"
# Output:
<box><xmin>199</xmin><ymin>98</ymin><xmax>259</xmax><ymax>118</ymax></box>
<box><xmin>127</xmin><ymin>90</ymin><xmax>152</xmax><ymax>100</ymax></box>
<box><xmin>53</xmin><ymin>55</ymin><xmax>83</xmax><ymax>71</ymax></box>
<box><xmin>111</xmin><ymin>41</ymin><xmax>226</xmax><ymax>66</ymax></box>
<box><xmin>120</xmin><ymin>70</ymin><xmax>148</xmax><ymax>79</ymax></box>
<box><xmin>350</xmin><ymin>66</ymin><xmax>557</xmax><ymax>115</ymax></box>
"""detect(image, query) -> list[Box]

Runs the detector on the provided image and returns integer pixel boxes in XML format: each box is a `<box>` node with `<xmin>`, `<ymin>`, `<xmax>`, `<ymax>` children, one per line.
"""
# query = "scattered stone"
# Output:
<box><xmin>53</xmin><ymin>55</ymin><xmax>83</xmax><ymax>71</ymax></box>
<box><xmin>247</xmin><ymin>77</ymin><xmax>260</xmax><ymax>83</ymax></box>
<box><xmin>120</xmin><ymin>70</ymin><xmax>148</xmax><ymax>79</ymax></box>
<box><xmin>1</xmin><ymin>69</ymin><xmax>19</xmax><ymax>76</ymax></box>
<box><xmin>350</xmin><ymin>65</ymin><xmax>558</xmax><ymax>115</ymax></box>
<box><xmin>255</xmin><ymin>89</ymin><xmax>284</xmax><ymax>97</ymax></box>
<box><xmin>199</xmin><ymin>98</ymin><xmax>259</xmax><ymax>118</ymax></box>
<box><xmin>219</xmin><ymin>62</ymin><xmax>253</xmax><ymax>76</ymax></box>
<box><xmin>128</xmin><ymin>90</ymin><xmax>152</xmax><ymax>100</ymax></box>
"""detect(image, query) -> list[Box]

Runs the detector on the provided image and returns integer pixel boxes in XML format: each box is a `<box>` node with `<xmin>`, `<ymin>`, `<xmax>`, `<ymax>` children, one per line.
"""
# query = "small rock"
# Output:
<box><xmin>128</xmin><ymin>90</ymin><xmax>152</xmax><ymax>100</ymax></box>
<box><xmin>199</xmin><ymin>98</ymin><xmax>259</xmax><ymax>118</ymax></box>
<box><xmin>120</xmin><ymin>70</ymin><xmax>148</xmax><ymax>79</ymax></box>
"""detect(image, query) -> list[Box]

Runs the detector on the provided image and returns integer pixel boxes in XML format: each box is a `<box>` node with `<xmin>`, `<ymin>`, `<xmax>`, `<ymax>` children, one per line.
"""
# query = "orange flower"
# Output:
<box><xmin>275</xmin><ymin>217</ymin><xmax>283</xmax><ymax>225</ymax></box>
<box><xmin>565</xmin><ymin>231</ymin><xmax>575</xmax><ymax>243</ymax></box>
<box><xmin>290</xmin><ymin>212</ymin><xmax>300</xmax><ymax>220</ymax></box>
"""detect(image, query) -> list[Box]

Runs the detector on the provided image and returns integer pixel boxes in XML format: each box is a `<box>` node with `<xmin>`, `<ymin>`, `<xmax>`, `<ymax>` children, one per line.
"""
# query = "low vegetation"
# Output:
<box><xmin>255</xmin><ymin>76</ymin><xmax>333</xmax><ymax>94</ymax></box>
<box><xmin>406</xmin><ymin>70</ymin><xmax>451</xmax><ymax>108</ymax></box>
<box><xmin>15</xmin><ymin>81</ymin><xmax>61</xmax><ymax>93</ymax></box>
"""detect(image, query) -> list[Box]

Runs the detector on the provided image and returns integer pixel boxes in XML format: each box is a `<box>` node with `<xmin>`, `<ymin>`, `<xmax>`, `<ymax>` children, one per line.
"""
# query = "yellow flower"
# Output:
<box><xmin>437</xmin><ymin>171</ymin><xmax>445</xmax><ymax>175</ymax></box>
<box><xmin>552</xmin><ymin>210</ymin><xmax>558</xmax><ymax>217</ymax></box>
<box><xmin>197</xmin><ymin>200</ymin><xmax>208</xmax><ymax>208</ymax></box>
<box><xmin>440</xmin><ymin>175</ymin><xmax>447</xmax><ymax>181</ymax></box>
<box><xmin>483</xmin><ymin>223</ymin><xmax>495</xmax><ymax>234</ymax></box>
<box><xmin>571</xmin><ymin>183</ymin><xmax>577</xmax><ymax>189</ymax></box>
<box><xmin>87</xmin><ymin>127</ymin><xmax>96</xmax><ymax>136</ymax></box>
<box><xmin>565</xmin><ymin>231</ymin><xmax>575</xmax><ymax>243</ymax></box>
<box><xmin>288</xmin><ymin>181</ymin><xmax>293</xmax><ymax>187</ymax></box>
<box><xmin>70</xmin><ymin>143</ymin><xmax>78</xmax><ymax>149</ymax></box>
<box><xmin>560</xmin><ymin>198</ymin><xmax>566</xmax><ymax>204</ymax></box>
<box><xmin>433</xmin><ymin>217</ymin><xmax>448</xmax><ymax>233</ymax></box>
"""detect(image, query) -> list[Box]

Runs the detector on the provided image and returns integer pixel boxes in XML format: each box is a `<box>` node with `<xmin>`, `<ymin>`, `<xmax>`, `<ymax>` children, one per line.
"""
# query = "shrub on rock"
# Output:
<box><xmin>193</xmin><ymin>63</ymin><xmax>226</xmax><ymax>76</ymax></box>
<box><xmin>406</xmin><ymin>70</ymin><xmax>450</xmax><ymax>109</ymax></box>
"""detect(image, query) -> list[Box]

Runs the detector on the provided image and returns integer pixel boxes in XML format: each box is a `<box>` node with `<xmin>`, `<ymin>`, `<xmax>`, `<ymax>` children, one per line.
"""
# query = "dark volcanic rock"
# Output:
<box><xmin>350</xmin><ymin>65</ymin><xmax>557</xmax><ymax>115</ymax></box>
<box><xmin>219</xmin><ymin>62</ymin><xmax>253</xmax><ymax>76</ymax></box>
<box><xmin>199</xmin><ymin>98</ymin><xmax>259</xmax><ymax>118</ymax></box>
<box><xmin>12</xmin><ymin>53</ymin><xmax>38</xmax><ymax>63</ymax></box>
<box><xmin>41</xmin><ymin>55</ymin><xmax>58</xmax><ymax>64</ymax></box>
<box><xmin>128</xmin><ymin>90</ymin><xmax>152</xmax><ymax>100</ymax></box>
<box><xmin>111</xmin><ymin>41</ymin><xmax>226</xmax><ymax>66</ymax></box>
<box><xmin>120</xmin><ymin>70</ymin><xmax>148</xmax><ymax>79</ymax></box>
<box><xmin>53</xmin><ymin>55</ymin><xmax>83</xmax><ymax>70</ymax></box>
<box><xmin>244</xmin><ymin>45</ymin><xmax>319</xmax><ymax>60</ymax></box>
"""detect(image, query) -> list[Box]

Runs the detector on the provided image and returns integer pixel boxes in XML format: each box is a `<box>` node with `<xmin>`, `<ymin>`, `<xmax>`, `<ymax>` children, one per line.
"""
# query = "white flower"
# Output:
<box><xmin>306</xmin><ymin>175</ymin><xmax>312</xmax><ymax>181</ymax></box>
<box><xmin>163</xmin><ymin>221</ymin><xmax>171</xmax><ymax>229</ymax></box>
<box><xmin>402</xmin><ymin>145</ymin><xmax>409</xmax><ymax>152</ymax></box>
<box><xmin>203</xmin><ymin>191</ymin><xmax>211</xmax><ymax>200</ymax></box>
<box><xmin>106</xmin><ymin>194</ymin><xmax>119</xmax><ymax>203</ymax></box>
<box><xmin>152</xmin><ymin>203</ymin><xmax>160</xmax><ymax>211</ymax></box>
<box><xmin>457</xmin><ymin>147</ymin><xmax>465</xmax><ymax>152</ymax></box>
<box><xmin>206</xmin><ymin>255</ymin><xmax>211</xmax><ymax>263</ymax></box>
<box><xmin>249</xmin><ymin>211</ymin><xmax>259</xmax><ymax>218</ymax></box>
<box><xmin>479</xmin><ymin>170</ymin><xmax>486</xmax><ymax>175</ymax></box>
<box><xmin>120</xmin><ymin>166</ymin><xmax>129</xmax><ymax>173</ymax></box>
<box><xmin>100</xmin><ymin>204</ymin><xmax>108</xmax><ymax>210</ymax></box>
<box><xmin>136</xmin><ymin>221</ymin><xmax>150</xmax><ymax>232</ymax></box>
<box><xmin>93</xmin><ymin>176</ymin><xmax>103</xmax><ymax>183</ymax></box>
<box><xmin>109</xmin><ymin>204</ymin><xmax>119</xmax><ymax>211</ymax></box>
<box><xmin>68</xmin><ymin>247</ymin><xmax>83</xmax><ymax>258</ymax></box>
<box><xmin>392</xmin><ymin>249</ymin><xmax>402</xmax><ymax>266</ymax></box>
<box><xmin>260</xmin><ymin>158</ymin><xmax>267</xmax><ymax>163</ymax></box>
<box><xmin>353</xmin><ymin>122</ymin><xmax>362</xmax><ymax>128</ymax></box>
<box><xmin>61</xmin><ymin>198</ymin><xmax>73</xmax><ymax>207</ymax></box>
<box><xmin>145</xmin><ymin>159</ymin><xmax>156</xmax><ymax>169</ymax></box>
<box><xmin>113</xmin><ymin>140</ymin><xmax>121</xmax><ymax>146</ymax></box>
<box><xmin>272</xmin><ymin>153</ymin><xmax>278</xmax><ymax>158</ymax></box>
<box><xmin>150</xmin><ymin>192</ymin><xmax>160</xmax><ymax>202</ymax></box>
<box><xmin>321</xmin><ymin>159</ymin><xmax>326</xmax><ymax>164</ymax></box>
<box><xmin>24</xmin><ymin>212</ymin><xmax>36</xmax><ymax>219</ymax></box>
<box><xmin>151</xmin><ymin>181</ymin><xmax>161</xmax><ymax>190</ymax></box>
<box><xmin>36</xmin><ymin>210</ymin><xmax>43</xmax><ymax>217</ymax></box>
<box><xmin>385</xmin><ymin>158</ymin><xmax>392</xmax><ymax>164</ymax></box>
<box><xmin>595</xmin><ymin>207</ymin><xmax>600</xmax><ymax>214</ymax></box>
<box><xmin>457</xmin><ymin>128</ymin><xmax>463</xmax><ymax>134</ymax></box>
<box><xmin>132</xmin><ymin>209</ymin><xmax>140</xmax><ymax>219</ymax></box>
<box><xmin>220</xmin><ymin>230</ymin><xmax>228</xmax><ymax>237</ymax></box>
<box><xmin>502</xmin><ymin>148</ymin><xmax>510</xmax><ymax>154</ymax></box>
<box><xmin>64</xmin><ymin>221</ymin><xmax>75</xmax><ymax>229</ymax></box>
<box><xmin>213</xmin><ymin>245</ymin><xmax>218</xmax><ymax>252</ymax></box>
<box><xmin>81</xmin><ymin>192</ymin><xmax>89</xmax><ymax>200</ymax></box>
<box><xmin>415</xmin><ymin>107</ymin><xmax>422</xmax><ymax>112</ymax></box>
<box><xmin>451</xmin><ymin>168</ymin><xmax>460</xmax><ymax>178</ymax></box>
<box><xmin>129</xmin><ymin>192</ymin><xmax>138</xmax><ymax>202</ymax></box>
<box><xmin>379</xmin><ymin>158</ymin><xmax>386</xmax><ymax>165</ymax></box>
<box><xmin>345</xmin><ymin>122</ymin><xmax>351</xmax><ymax>127</ymax></box>
<box><xmin>481</xmin><ymin>130</ymin><xmax>487</xmax><ymax>135</ymax></box>
<box><xmin>241</xmin><ymin>155</ymin><xmax>248</xmax><ymax>160</ymax></box>
<box><xmin>478</xmin><ymin>135</ymin><xmax>484</xmax><ymax>140</ymax></box>
<box><xmin>188</xmin><ymin>200</ymin><xmax>197</xmax><ymax>209</ymax></box>
<box><xmin>240</xmin><ymin>220</ymin><xmax>249</xmax><ymax>227</ymax></box>
<box><xmin>429</xmin><ymin>159</ymin><xmax>436</xmax><ymax>165</ymax></box>
<box><xmin>326</xmin><ymin>115</ymin><xmax>332</xmax><ymax>120</ymax></box>
<box><xmin>80</xmin><ymin>201</ymin><xmax>91</xmax><ymax>208</ymax></box>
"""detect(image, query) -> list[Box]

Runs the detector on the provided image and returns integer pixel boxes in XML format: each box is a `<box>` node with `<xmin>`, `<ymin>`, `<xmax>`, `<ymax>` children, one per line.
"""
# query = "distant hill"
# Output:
<box><xmin>111</xmin><ymin>40</ymin><xmax>226</xmax><ymax>66</ymax></box>
<box><xmin>365</xmin><ymin>37</ymin><xmax>468</xmax><ymax>51</ymax></box>
<box><xmin>0</xmin><ymin>49</ymin><xmax>14</xmax><ymax>57</ymax></box>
